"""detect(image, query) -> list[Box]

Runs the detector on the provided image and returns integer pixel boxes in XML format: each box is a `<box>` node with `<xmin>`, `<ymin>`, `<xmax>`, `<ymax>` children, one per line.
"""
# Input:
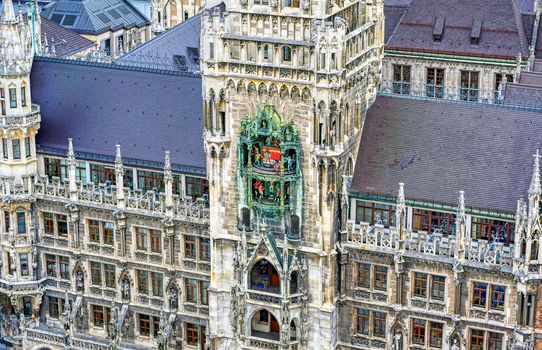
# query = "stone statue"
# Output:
<box><xmin>168</xmin><ymin>288</ymin><xmax>178</xmax><ymax>310</ymax></box>
<box><xmin>108</xmin><ymin>303</ymin><xmax>120</xmax><ymax>350</ymax></box>
<box><xmin>18</xmin><ymin>312</ymin><xmax>26</xmax><ymax>333</ymax></box>
<box><xmin>451</xmin><ymin>338</ymin><xmax>460</xmax><ymax>350</ymax></box>
<box><xmin>157</xmin><ymin>311</ymin><xmax>169</xmax><ymax>350</ymax></box>
<box><xmin>121</xmin><ymin>278</ymin><xmax>131</xmax><ymax>301</ymax></box>
<box><xmin>393</xmin><ymin>329</ymin><xmax>402</xmax><ymax>350</ymax></box>
<box><xmin>76</xmin><ymin>269</ymin><xmax>84</xmax><ymax>292</ymax></box>
<box><xmin>230</xmin><ymin>286</ymin><xmax>238</xmax><ymax>334</ymax></box>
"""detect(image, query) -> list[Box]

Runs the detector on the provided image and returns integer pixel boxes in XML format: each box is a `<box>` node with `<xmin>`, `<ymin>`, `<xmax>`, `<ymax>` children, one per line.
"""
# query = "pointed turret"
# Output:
<box><xmin>529</xmin><ymin>150</ymin><xmax>541</xmax><ymax>196</ymax></box>
<box><xmin>455</xmin><ymin>191</ymin><xmax>467</xmax><ymax>261</ymax></box>
<box><xmin>1</xmin><ymin>0</ymin><xmax>16</xmax><ymax>22</ymax></box>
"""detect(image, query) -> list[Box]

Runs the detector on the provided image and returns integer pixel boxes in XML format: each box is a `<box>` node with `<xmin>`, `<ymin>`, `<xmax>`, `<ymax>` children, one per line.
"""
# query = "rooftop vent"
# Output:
<box><xmin>471</xmin><ymin>19</ymin><xmax>482</xmax><ymax>45</ymax></box>
<box><xmin>433</xmin><ymin>17</ymin><xmax>445</xmax><ymax>42</ymax></box>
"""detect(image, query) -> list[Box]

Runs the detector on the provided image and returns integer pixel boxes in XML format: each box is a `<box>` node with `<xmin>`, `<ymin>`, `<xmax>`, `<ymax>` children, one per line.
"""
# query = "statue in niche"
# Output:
<box><xmin>157</xmin><ymin>311</ymin><xmax>168</xmax><ymax>350</ymax></box>
<box><xmin>76</xmin><ymin>269</ymin><xmax>84</xmax><ymax>292</ymax></box>
<box><xmin>392</xmin><ymin>329</ymin><xmax>403</xmax><ymax>350</ymax></box>
<box><xmin>168</xmin><ymin>288</ymin><xmax>178</xmax><ymax>310</ymax></box>
<box><xmin>121</xmin><ymin>277</ymin><xmax>131</xmax><ymax>301</ymax></box>
<box><xmin>451</xmin><ymin>338</ymin><xmax>460</xmax><ymax>350</ymax></box>
<box><xmin>261</xmin><ymin>119</ymin><xmax>268</xmax><ymax>129</ymax></box>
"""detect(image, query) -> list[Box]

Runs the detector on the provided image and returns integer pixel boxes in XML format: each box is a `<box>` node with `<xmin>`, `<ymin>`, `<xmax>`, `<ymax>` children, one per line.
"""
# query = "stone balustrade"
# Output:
<box><xmin>0</xmin><ymin>104</ymin><xmax>41</xmax><ymax>128</ymax></box>
<box><xmin>0</xmin><ymin>175</ymin><xmax>210</xmax><ymax>225</ymax></box>
<box><xmin>346</xmin><ymin>220</ymin><xmax>514</xmax><ymax>268</ymax></box>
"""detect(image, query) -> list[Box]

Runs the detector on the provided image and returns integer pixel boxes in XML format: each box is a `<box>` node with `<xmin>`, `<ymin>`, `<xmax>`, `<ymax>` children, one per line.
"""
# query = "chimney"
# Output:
<box><xmin>433</xmin><ymin>17</ymin><xmax>445</xmax><ymax>42</ymax></box>
<box><xmin>471</xmin><ymin>19</ymin><xmax>482</xmax><ymax>45</ymax></box>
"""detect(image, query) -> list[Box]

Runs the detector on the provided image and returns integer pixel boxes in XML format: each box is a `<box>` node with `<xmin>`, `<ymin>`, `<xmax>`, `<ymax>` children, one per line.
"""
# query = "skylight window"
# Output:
<box><xmin>108</xmin><ymin>9</ymin><xmax>121</xmax><ymax>20</ymax></box>
<box><xmin>61</xmin><ymin>15</ymin><xmax>77</xmax><ymax>26</ymax></box>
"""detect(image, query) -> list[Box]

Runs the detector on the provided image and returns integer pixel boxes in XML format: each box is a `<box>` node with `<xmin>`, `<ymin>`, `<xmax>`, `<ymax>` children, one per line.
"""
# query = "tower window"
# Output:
<box><xmin>283</xmin><ymin>46</ymin><xmax>292</xmax><ymax>62</ymax></box>
<box><xmin>0</xmin><ymin>88</ymin><xmax>5</xmax><ymax>115</ymax></box>
<box><xmin>20</xmin><ymin>86</ymin><xmax>26</xmax><ymax>107</ymax></box>
<box><xmin>263</xmin><ymin>45</ymin><xmax>269</xmax><ymax>61</ymax></box>
<box><xmin>24</xmin><ymin>137</ymin><xmax>30</xmax><ymax>158</ymax></box>
<box><xmin>16</xmin><ymin>212</ymin><xmax>26</xmax><ymax>234</ymax></box>
<box><xmin>20</xmin><ymin>253</ymin><xmax>29</xmax><ymax>276</ymax></box>
<box><xmin>209</xmin><ymin>42</ymin><xmax>215</xmax><ymax>60</ymax></box>
<box><xmin>184</xmin><ymin>11</ymin><xmax>189</xmax><ymax>20</ymax></box>
<box><xmin>12</xmin><ymin>139</ymin><xmax>20</xmax><ymax>160</ymax></box>
<box><xmin>9</xmin><ymin>88</ymin><xmax>16</xmax><ymax>108</ymax></box>
<box><xmin>2</xmin><ymin>139</ymin><xmax>8</xmax><ymax>159</ymax></box>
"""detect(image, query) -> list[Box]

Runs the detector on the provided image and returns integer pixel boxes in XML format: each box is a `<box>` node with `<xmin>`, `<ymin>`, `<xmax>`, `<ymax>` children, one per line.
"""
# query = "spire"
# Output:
<box><xmin>164</xmin><ymin>151</ymin><xmax>172</xmax><ymax>181</ymax></box>
<box><xmin>1</xmin><ymin>0</ymin><xmax>16</xmax><ymax>22</ymax></box>
<box><xmin>67</xmin><ymin>138</ymin><xmax>75</xmax><ymax>165</ymax></box>
<box><xmin>529</xmin><ymin>150</ymin><xmax>541</xmax><ymax>196</ymax></box>
<box><xmin>115</xmin><ymin>144</ymin><xmax>124</xmax><ymax>176</ymax></box>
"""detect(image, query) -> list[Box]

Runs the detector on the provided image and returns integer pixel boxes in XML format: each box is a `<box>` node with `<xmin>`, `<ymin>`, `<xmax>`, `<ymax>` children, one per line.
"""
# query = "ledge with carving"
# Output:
<box><xmin>409</xmin><ymin>296</ymin><xmax>446</xmax><ymax>313</ymax></box>
<box><xmin>350</xmin><ymin>334</ymin><xmax>386</xmax><ymax>349</ymax></box>
<box><xmin>0</xmin><ymin>104</ymin><xmax>41</xmax><ymax>129</ymax></box>
<box><xmin>350</xmin><ymin>288</ymin><xmax>389</xmax><ymax>304</ymax></box>
<box><xmin>0</xmin><ymin>175</ymin><xmax>210</xmax><ymax>226</ymax></box>
<box><xmin>467</xmin><ymin>306</ymin><xmax>506</xmax><ymax>323</ymax></box>
<box><xmin>345</xmin><ymin>220</ymin><xmax>514</xmax><ymax>269</ymax></box>
<box><xmin>0</xmin><ymin>276</ymin><xmax>47</xmax><ymax>294</ymax></box>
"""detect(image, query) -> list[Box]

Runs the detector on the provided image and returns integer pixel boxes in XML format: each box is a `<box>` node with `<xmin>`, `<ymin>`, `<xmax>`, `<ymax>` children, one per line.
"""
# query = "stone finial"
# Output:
<box><xmin>529</xmin><ymin>150</ymin><xmax>541</xmax><ymax>196</ymax></box>
<box><xmin>397</xmin><ymin>183</ymin><xmax>405</xmax><ymax>207</ymax></box>
<box><xmin>1</xmin><ymin>0</ymin><xmax>16</xmax><ymax>22</ymax></box>
<box><xmin>115</xmin><ymin>144</ymin><xmax>122</xmax><ymax>163</ymax></box>
<box><xmin>67</xmin><ymin>138</ymin><xmax>75</xmax><ymax>163</ymax></box>
<box><xmin>164</xmin><ymin>151</ymin><xmax>172</xmax><ymax>181</ymax></box>
<box><xmin>457</xmin><ymin>191</ymin><xmax>466</xmax><ymax>220</ymax></box>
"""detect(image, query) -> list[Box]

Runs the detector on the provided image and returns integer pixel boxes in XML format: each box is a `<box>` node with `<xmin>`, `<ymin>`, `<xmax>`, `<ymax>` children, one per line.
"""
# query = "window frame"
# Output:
<box><xmin>392</xmin><ymin>64</ymin><xmax>411</xmax><ymax>95</ymax></box>
<box><xmin>460</xmin><ymin>70</ymin><xmax>479</xmax><ymax>102</ymax></box>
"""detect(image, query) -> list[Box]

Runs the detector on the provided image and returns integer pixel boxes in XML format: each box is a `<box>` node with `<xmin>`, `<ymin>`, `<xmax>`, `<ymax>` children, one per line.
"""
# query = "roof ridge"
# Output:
<box><xmin>122</xmin><ymin>14</ymin><xmax>201</xmax><ymax>58</ymax></box>
<box><xmin>386</xmin><ymin>0</ymin><xmax>412</xmax><ymax>45</ymax></box>
<box><xmin>34</xmin><ymin>56</ymin><xmax>202</xmax><ymax>78</ymax></box>
<box><xmin>511</xmin><ymin>0</ymin><xmax>530</xmax><ymax>57</ymax></box>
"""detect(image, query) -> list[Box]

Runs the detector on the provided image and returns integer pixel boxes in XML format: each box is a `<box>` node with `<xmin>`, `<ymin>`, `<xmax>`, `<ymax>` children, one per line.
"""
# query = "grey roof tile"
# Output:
<box><xmin>386</xmin><ymin>0</ymin><xmax>530</xmax><ymax>60</ymax></box>
<box><xmin>41</xmin><ymin>0</ymin><xmax>149</xmax><ymax>35</ymax></box>
<box><xmin>351</xmin><ymin>94</ymin><xmax>542</xmax><ymax>213</ymax></box>
<box><xmin>116</xmin><ymin>15</ymin><xmax>201</xmax><ymax>72</ymax></box>
<box><xmin>41</xmin><ymin>16</ymin><xmax>95</xmax><ymax>56</ymax></box>
<box><xmin>30</xmin><ymin>57</ymin><xmax>205</xmax><ymax>173</ymax></box>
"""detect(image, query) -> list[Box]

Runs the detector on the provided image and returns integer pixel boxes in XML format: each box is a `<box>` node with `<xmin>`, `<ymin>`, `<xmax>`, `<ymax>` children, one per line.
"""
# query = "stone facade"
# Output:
<box><xmin>151</xmin><ymin>0</ymin><xmax>202</xmax><ymax>35</ymax></box>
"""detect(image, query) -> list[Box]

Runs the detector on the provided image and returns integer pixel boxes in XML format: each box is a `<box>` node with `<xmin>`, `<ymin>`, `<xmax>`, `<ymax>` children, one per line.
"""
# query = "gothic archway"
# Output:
<box><xmin>250</xmin><ymin>259</ymin><xmax>280</xmax><ymax>294</ymax></box>
<box><xmin>250</xmin><ymin>309</ymin><xmax>280</xmax><ymax>341</ymax></box>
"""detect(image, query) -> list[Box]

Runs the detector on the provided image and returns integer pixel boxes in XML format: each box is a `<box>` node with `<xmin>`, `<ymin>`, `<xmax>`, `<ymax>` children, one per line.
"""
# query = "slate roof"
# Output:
<box><xmin>386</xmin><ymin>0</ymin><xmax>530</xmax><ymax>60</ymax></box>
<box><xmin>41</xmin><ymin>16</ymin><xmax>95</xmax><ymax>56</ymax></box>
<box><xmin>41</xmin><ymin>0</ymin><xmax>149</xmax><ymax>35</ymax></box>
<box><xmin>383</xmin><ymin>5</ymin><xmax>408</xmax><ymax>44</ymax></box>
<box><xmin>351</xmin><ymin>94</ymin><xmax>542</xmax><ymax>214</ymax></box>
<box><xmin>503</xmin><ymin>68</ymin><xmax>542</xmax><ymax>109</ymax></box>
<box><xmin>116</xmin><ymin>15</ymin><xmax>201</xmax><ymax>72</ymax></box>
<box><xmin>30</xmin><ymin>57</ymin><xmax>206</xmax><ymax>174</ymax></box>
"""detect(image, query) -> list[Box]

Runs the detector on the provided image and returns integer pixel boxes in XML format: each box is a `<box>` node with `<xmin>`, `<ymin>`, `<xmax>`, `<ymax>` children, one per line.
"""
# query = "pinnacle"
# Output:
<box><xmin>1</xmin><ymin>0</ymin><xmax>16</xmax><ymax>22</ymax></box>
<box><xmin>529</xmin><ymin>149</ymin><xmax>541</xmax><ymax>196</ymax></box>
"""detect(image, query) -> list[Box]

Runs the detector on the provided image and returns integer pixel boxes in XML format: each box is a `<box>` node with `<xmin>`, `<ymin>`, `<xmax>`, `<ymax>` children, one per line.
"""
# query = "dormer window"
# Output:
<box><xmin>9</xmin><ymin>88</ymin><xmax>16</xmax><ymax>108</ymax></box>
<box><xmin>433</xmin><ymin>17</ymin><xmax>444</xmax><ymax>42</ymax></box>
<box><xmin>471</xmin><ymin>19</ymin><xmax>482</xmax><ymax>45</ymax></box>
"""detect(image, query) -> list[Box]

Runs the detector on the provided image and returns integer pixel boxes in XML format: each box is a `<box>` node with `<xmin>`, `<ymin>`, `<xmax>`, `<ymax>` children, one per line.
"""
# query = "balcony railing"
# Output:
<box><xmin>345</xmin><ymin>220</ymin><xmax>513</xmax><ymax>268</ymax></box>
<box><xmin>0</xmin><ymin>175</ymin><xmax>209</xmax><ymax>224</ymax></box>
<box><xmin>0</xmin><ymin>104</ymin><xmax>41</xmax><ymax>128</ymax></box>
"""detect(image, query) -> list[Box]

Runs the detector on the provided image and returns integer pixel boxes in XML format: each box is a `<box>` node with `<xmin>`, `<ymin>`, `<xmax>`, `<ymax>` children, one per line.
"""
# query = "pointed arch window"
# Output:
<box><xmin>20</xmin><ymin>86</ymin><xmax>27</xmax><ymax>107</ymax></box>
<box><xmin>12</xmin><ymin>139</ymin><xmax>20</xmax><ymax>160</ymax></box>
<box><xmin>283</xmin><ymin>46</ymin><xmax>292</xmax><ymax>62</ymax></box>
<box><xmin>8</xmin><ymin>88</ymin><xmax>16</xmax><ymax>108</ymax></box>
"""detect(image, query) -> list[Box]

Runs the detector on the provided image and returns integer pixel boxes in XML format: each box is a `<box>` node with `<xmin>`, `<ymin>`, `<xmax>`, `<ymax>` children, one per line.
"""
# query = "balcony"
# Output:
<box><xmin>0</xmin><ymin>104</ymin><xmax>40</xmax><ymax>128</ymax></box>
<box><xmin>345</xmin><ymin>220</ymin><xmax>514</xmax><ymax>268</ymax></box>
<box><xmin>0</xmin><ymin>175</ymin><xmax>210</xmax><ymax>225</ymax></box>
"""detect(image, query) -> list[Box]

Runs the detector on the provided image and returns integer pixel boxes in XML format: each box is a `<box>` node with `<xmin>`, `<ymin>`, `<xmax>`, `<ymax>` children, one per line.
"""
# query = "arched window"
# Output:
<box><xmin>250</xmin><ymin>259</ymin><xmax>280</xmax><ymax>294</ymax></box>
<box><xmin>241</xmin><ymin>207</ymin><xmax>251</xmax><ymax>229</ymax></box>
<box><xmin>184</xmin><ymin>11</ymin><xmax>189</xmax><ymax>20</ymax></box>
<box><xmin>20</xmin><ymin>85</ymin><xmax>27</xmax><ymax>107</ymax></box>
<box><xmin>283</xmin><ymin>46</ymin><xmax>292</xmax><ymax>62</ymax></box>
<box><xmin>289</xmin><ymin>271</ymin><xmax>299</xmax><ymax>294</ymax></box>
<box><xmin>251</xmin><ymin>310</ymin><xmax>280</xmax><ymax>340</ymax></box>
<box><xmin>290</xmin><ymin>215</ymin><xmax>300</xmax><ymax>237</ymax></box>
<box><xmin>263</xmin><ymin>45</ymin><xmax>270</xmax><ymax>62</ymax></box>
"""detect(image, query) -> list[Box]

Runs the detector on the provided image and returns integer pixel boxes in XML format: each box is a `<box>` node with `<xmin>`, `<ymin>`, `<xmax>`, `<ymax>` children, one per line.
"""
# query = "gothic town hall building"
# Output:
<box><xmin>1</xmin><ymin>0</ymin><xmax>542</xmax><ymax>349</ymax></box>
